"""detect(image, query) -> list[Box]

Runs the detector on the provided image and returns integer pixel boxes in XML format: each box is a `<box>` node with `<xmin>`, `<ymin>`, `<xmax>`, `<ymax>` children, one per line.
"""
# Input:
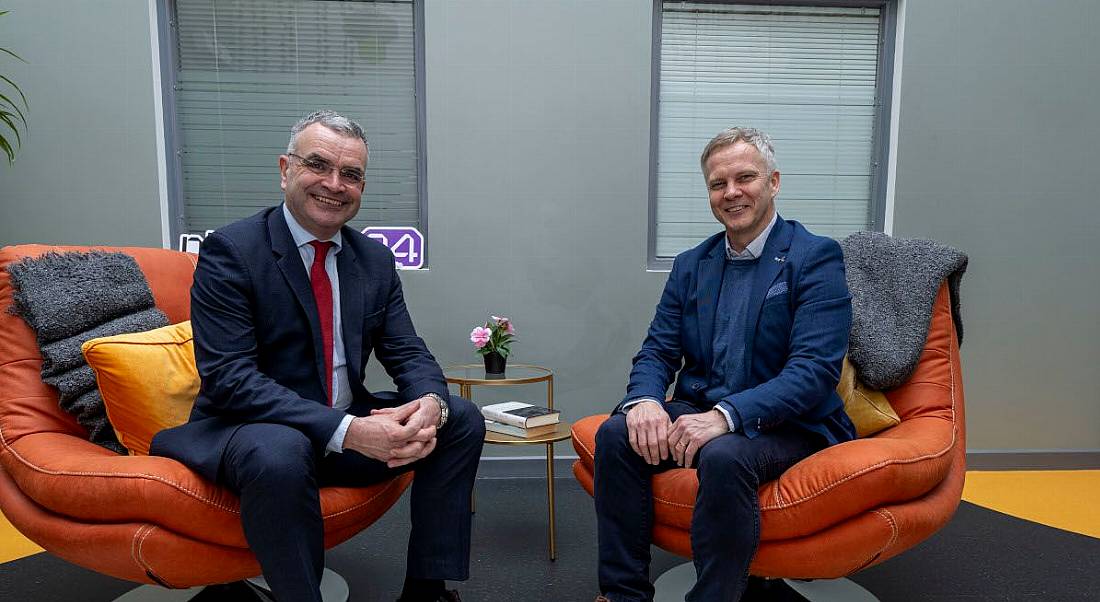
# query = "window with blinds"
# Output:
<box><xmin>653</xmin><ymin>1</ymin><xmax>890</xmax><ymax>262</ymax></box>
<box><xmin>168</xmin><ymin>0</ymin><xmax>421</xmax><ymax>235</ymax></box>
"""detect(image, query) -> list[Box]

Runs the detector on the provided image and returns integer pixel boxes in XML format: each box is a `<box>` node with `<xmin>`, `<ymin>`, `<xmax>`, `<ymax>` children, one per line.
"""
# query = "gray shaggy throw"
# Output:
<box><xmin>841</xmin><ymin>232</ymin><xmax>967</xmax><ymax>390</ymax></box>
<box><xmin>7</xmin><ymin>251</ymin><xmax>169</xmax><ymax>454</ymax></box>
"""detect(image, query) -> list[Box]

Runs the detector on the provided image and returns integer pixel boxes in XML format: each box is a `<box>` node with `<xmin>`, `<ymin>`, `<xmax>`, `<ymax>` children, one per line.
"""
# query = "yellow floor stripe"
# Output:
<box><xmin>1</xmin><ymin>470</ymin><xmax>1097</xmax><ymax>566</ymax></box>
<box><xmin>962</xmin><ymin>470</ymin><xmax>1100</xmax><ymax>539</ymax></box>
<box><xmin>1</xmin><ymin>512</ymin><xmax>43</xmax><ymax>564</ymax></box>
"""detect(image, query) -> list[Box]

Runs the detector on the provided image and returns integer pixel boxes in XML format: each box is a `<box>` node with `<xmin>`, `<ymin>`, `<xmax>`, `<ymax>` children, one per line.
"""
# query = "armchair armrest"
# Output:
<box><xmin>2</xmin><ymin>430</ymin><xmax>246</xmax><ymax>547</ymax></box>
<box><xmin>758</xmin><ymin>417</ymin><xmax>958</xmax><ymax>540</ymax></box>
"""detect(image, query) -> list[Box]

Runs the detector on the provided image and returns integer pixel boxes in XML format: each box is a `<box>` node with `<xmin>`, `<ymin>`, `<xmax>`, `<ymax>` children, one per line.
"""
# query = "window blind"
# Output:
<box><xmin>656</xmin><ymin>2</ymin><xmax>883</xmax><ymax>258</ymax></box>
<box><xmin>172</xmin><ymin>0</ymin><xmax>419</xmax><ymax>234</ymax></box>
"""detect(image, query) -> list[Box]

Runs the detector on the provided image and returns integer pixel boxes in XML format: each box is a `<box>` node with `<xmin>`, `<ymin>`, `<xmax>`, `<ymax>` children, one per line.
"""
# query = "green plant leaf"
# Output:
<box><xmin>0</xmin><ymin>92</ymin><xmax>20</xmax><ymax>111</ymax></box>
<box><xmin>0</xmin><ymin>92</ymin><xmax>27</xmax><ymax>124</ymax></box>
<box><xmin>0</xmin><ymin>108</ymin><xmax>19</xmax><ymax>130</ymax></box>
<box><xmin>0</xmin><ymin>46</ymin><xmax>26</xmax><ymax>63</ymax></box>
<box><xmin>0</xmin><ymin>99</ymin><xmax>25</xmax><ymax>128</ymax></box>
<box><xmin>0</xmin><ymin>112</ymin><xmax>21</xmax><ymax>147</ymax></box>
<box><xmin>0</xmin><ymin>74</ymin><xmax>28</xmax><ymax>108</ymax></box>
<box><xmin>0</xmin><ymin>135</ymin><xmax>14</xmax><ymax>164</ymax></box>
<box><xmin>0</xmin><ymin>9</ymin><xmax>26</xmax><ymax>164</ymax></box>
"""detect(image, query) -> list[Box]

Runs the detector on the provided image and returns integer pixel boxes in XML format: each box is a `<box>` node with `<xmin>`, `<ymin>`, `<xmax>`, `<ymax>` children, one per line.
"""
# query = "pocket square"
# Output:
<box><xmin>765</xmin><ymin>281</ymin><xmax>788</xmax><ymax>300</ymax></box>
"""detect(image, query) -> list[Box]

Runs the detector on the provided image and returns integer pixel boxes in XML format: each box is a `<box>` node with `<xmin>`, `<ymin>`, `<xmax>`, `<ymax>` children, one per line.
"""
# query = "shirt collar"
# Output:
<box><xmin>725</xmin><ymin>211</ymin><xmax>777</xmax><ymax>261</ymax></box>
<box><xmin>282</xmin><ymin>203</ymin><xmax>343</xmax><ymax>252</ymax></box>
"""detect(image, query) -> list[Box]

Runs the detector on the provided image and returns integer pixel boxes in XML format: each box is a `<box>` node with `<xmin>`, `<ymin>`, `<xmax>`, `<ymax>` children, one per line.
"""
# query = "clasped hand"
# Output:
<box><xmin>343</xmin><ymin>396</ymin><xmax>441</xmax><ymax>468</ymax></box>
<box><xmin>625</xmin><ymin>401</ymin><xmax>729</xmax><ymax>467</ymax></box>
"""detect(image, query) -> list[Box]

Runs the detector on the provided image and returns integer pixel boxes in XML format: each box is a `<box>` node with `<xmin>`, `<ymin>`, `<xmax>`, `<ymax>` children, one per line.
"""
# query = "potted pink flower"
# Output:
<box><xmin>470</xmin><ymin>315</ymin><xmax>516</xmax><ymax>375</ymax></box>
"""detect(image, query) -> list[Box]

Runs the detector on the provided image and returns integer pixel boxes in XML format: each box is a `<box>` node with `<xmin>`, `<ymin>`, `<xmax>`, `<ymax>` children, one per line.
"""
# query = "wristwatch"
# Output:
<box><xmin>424</xmin><ymin>393</ymin><xmax>449</xmax><ymax>428</ymax></box>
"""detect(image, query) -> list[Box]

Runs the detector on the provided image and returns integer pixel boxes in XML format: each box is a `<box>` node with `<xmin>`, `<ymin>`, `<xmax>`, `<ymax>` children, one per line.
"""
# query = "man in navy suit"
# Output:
<box><xmin>592</xmin><ymin>128</ymin><xmax>855</xmax><ymax>601</ymax></box>
<box><xmin>152</xmin><ymin>111</ymin><xmax>483</xmax><ymax>602</ymax></box>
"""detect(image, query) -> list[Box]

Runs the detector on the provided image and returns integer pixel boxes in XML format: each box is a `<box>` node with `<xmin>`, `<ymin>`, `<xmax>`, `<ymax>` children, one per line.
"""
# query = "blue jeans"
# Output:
<box><xmin>219</xmin><ymin>394</ymin><xmax>485</xmax><ymax>602</ymax></box>
<box><xmin>594</xmin><ymin>401</ymin><xmax>824</xmax><ymax>601</ymax></box>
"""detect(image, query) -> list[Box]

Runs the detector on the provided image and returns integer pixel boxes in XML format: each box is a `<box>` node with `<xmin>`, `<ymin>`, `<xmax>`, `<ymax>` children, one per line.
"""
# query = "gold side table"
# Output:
<box><xmin>443</xmin><ymin>364</ymin><xmax>569</xmax><ymax>561</ymax></box>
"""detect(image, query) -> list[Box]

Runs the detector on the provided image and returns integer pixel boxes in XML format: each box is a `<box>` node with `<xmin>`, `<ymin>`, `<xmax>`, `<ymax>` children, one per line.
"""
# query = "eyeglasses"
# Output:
<box><xmin>288</xmin><ymin>153</ymin><xmax>366</xmax><ymax>186</ymax></box>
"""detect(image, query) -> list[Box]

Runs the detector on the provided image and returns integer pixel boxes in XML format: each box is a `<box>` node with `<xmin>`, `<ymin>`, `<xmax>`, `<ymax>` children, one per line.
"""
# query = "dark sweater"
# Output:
<box><xmin>707</xmin><ymin>257</ymin><xmax>761</xmax><ymax>402</ymax></box>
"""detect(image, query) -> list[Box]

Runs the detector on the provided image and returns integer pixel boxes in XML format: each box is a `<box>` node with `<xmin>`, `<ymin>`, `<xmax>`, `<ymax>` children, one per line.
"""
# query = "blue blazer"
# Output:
<box><xmin>622</xmin><ymin>217</ymin><xmax>856</xmax><ymax>446</ymax></box>
<box><xmin>151</xmin><ymin>207</ymin><xmax>449</xmax><ymax>482</ymax></box>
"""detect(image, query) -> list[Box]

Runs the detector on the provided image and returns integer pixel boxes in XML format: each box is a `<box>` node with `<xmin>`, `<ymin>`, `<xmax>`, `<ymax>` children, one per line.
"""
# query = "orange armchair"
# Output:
<box><xmin>572</xmin><ymin>282</ymin><xmax>965</xmax><ymax>596</ymax></box>
<box><xmin>0</xmin><ymin>245</ymin><xmax>411</xmax><ymax>595</ymax></box>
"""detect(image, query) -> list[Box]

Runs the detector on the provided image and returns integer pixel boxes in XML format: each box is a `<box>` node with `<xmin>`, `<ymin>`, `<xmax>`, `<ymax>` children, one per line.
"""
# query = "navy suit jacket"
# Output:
<box><xmin>151</xmin><ymin>207</ymin><xmax>449</xmax><ymax>483</ymax></box>
<box><xmin>621</xmin><ymin>216</ymin><xmax>856</xmax><ymax>446</ymax></box>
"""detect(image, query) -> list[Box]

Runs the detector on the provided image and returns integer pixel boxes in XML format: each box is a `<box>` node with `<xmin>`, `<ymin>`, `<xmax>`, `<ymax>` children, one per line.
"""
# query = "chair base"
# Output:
<box><xmin>784</xmin><ymin>576</ymin><xmax>880</xmax><ymax>601</ymax></box>
<box><xmin>113</xmin><ymin>585</ymin><xmax>205</xmax><ymax>602</ymax></box>
<box><xmin>653</xmin><ymin>561</ymin><xmax>880</xmax><ymax>602</ymax></box>
<box><xmin>114</xmin><ymin>568</ymin><xmax>349</xmax><ymax>602</ymax></box>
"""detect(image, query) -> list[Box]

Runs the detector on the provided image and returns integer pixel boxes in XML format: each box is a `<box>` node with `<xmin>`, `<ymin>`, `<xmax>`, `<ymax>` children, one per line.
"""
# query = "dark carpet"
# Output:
<box><xmin>1</xmin><ymin>479</ymin><xmax>1098</xmax><ymax>601</ymax></box>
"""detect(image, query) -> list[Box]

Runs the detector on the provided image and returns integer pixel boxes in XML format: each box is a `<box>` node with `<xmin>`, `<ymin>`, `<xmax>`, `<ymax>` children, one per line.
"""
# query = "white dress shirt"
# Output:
<box><xmin>282</xmin><ymin>204</ymin><xmax>355</xmax><ymax>452</ymax></box>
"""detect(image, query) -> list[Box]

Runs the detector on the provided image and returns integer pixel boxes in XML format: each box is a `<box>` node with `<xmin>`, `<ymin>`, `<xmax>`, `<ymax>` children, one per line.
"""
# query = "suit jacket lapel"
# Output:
<box><xmin>743</xmin><ymin>216</ymin><xmax>794</xmax><ymax>367</ymax></box>
<box><xmin>696</xmin><ymin>238</ymin><xmax>726</xmax><ymax>371</ymax></box>
<box><xmin>268</xmin><ymin>209</ymin><xmax>327</xmax><ymax>386</ymax></box>
<box><xmin>336</xmin><ymin>237</ymin><xmax>364</xmax><ymax>387</ymax></box>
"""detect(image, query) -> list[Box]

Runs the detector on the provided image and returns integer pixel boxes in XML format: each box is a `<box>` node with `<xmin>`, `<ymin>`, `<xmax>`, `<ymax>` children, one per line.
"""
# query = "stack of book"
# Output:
<box><xmin>481</xmin><ymin>401</ymin><xmax>561</xmax><ymax>438</ymax></box>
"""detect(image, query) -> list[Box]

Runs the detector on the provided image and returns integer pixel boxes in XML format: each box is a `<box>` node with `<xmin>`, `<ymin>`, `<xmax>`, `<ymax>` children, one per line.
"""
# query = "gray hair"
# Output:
<box><xmin>699</xmin><ymin>127</ymin><xmax>777</xmax><ymax>175</ymax></box>
<box><xmin>287</xmin><ymin>110</ymin><xmax>369</xmax><ymax>155</ymax></box>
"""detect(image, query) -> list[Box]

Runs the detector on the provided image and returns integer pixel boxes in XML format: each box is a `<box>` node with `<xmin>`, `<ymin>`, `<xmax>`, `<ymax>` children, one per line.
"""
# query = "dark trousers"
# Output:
<box><xmin>594</xmin><ymin>401</ymin><xmax>824</xmax><ymax>602</ymax></box>
<box><xmin>219</xmin><ymin>395</ymin><xmax>485</xmax><ymax>602</ymax></box>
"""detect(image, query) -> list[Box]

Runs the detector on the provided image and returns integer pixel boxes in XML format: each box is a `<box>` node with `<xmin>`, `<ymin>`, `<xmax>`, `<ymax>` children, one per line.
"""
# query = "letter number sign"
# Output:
<box><xmin>179</xmin><ymin>227</ymin><xmax>425</xmax><ymax>270</ymax></box>
<box><xmin>361</xmin><ymin>227</ymin><xmax>425</xmax><ymax>270</ymax></box>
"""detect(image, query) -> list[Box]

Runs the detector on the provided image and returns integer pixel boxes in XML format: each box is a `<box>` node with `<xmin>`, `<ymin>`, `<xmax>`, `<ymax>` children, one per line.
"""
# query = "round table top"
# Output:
<box><xmin>484</xmin><ymin>420</ymin><xmax>573</xmax><ymax>445</ymax></box>
<box><xmin>443</xmin><ymin>363</ymin><xmax>553</xmax><ymax>385</ymax></box>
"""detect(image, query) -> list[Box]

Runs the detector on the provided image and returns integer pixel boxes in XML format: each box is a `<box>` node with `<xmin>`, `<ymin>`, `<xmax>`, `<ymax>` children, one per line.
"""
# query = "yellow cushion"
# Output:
<box><xmin>82</xmin><ymin>321</ymin><xmax>198</xmax><ymax>456</ymax></box>
<box><xmin>837</xmin><ymin>356</ymin><xmax>900</xmax><ymax>437</ymax></box>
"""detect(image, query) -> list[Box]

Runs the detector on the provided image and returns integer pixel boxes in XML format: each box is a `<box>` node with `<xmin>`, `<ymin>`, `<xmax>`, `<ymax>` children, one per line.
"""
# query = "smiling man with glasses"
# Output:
<box><xmin>152</xmin><ymin>110</ymin><xmax>482</xmax><ymax>602</ymax></box>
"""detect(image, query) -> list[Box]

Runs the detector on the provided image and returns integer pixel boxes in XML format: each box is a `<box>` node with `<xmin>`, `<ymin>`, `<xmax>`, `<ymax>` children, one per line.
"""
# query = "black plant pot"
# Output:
<box><xmin>483</xmin><ymin>351</ymin><xmax>507</xmax><ymax>375</ymax></box>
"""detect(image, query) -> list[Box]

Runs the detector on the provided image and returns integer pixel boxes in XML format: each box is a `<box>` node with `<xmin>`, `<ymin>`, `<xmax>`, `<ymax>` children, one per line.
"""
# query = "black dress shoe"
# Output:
<box><xmin>741</xmin><ymin>576</ymin><xmax>809</xmax><ymax>601</ymax></box>
<box><xmin>397</xmin><ymin>590</ymin><xmax>461</xmax><ymax>602</ymax></box>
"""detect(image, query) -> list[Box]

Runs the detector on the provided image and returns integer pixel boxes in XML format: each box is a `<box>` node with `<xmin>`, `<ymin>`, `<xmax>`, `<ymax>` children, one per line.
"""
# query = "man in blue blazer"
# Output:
<box><xmin>152</xmin><ymin>111</ymin><xmax>482</xmax><ymax>602</ymax></box>
<box><xmin>593</xmin><ymin>128</ymin><xmax>855</xmax><ymax>601</ymax></box>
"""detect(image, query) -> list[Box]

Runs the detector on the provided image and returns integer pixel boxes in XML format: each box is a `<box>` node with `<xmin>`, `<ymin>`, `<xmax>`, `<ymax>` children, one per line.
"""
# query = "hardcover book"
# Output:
<box><xmin>484</xmin><ymin>419</ymin><xmax>558</xmax><ymax>438</ymax></box>
<box><xmin>480</xmin><ymin>401</ymin><xmax>561</xmax><ymax>428</ymax></box>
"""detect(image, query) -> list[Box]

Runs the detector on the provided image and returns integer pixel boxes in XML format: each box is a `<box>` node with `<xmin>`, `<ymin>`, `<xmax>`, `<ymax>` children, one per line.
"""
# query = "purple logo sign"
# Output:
<box><xmin>362</xmin><ymin>227</ymin><xmax>425</xmax><ymax>270</ymax></box>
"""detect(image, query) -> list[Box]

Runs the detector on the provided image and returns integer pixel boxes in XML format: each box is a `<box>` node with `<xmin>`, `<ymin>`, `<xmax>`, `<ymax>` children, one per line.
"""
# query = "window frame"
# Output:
<box><xmin>647</xmin><ymin>0</ymin><xmax>898</xmax><ymax>270</ymax></box>
<box><xmin>157</xmin><ymin>0</ymin><xmax>430</xmax><ymax>257</ymax></box>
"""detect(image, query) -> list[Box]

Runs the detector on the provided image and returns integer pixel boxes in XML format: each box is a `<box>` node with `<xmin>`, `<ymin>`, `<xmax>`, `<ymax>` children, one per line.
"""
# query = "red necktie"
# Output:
<box><xmin>308</xmin><ymin>241</ymin><xmax>335</xmax><ymax>406</ymax></box>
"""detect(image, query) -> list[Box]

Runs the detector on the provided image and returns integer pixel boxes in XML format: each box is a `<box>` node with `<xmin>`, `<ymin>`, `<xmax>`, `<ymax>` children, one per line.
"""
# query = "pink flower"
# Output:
<box><xmin>492</xmin><ymin>315</ymin><xmax>515</xmax><ymax>334</ymax></box>
<box><xmin>470</xmin><ymin>326</ymin><xmax>492</xmax><ymax>349</ymax></box>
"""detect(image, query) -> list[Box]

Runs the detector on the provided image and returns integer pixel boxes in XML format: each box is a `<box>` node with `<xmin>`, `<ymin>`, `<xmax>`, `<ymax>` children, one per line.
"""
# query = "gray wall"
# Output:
<box><xmin>893</xmin><ymin>0</ymin><xmax>1100</xmax><ymax>454</ymax></box>
<box><xmin>0</xmin><ymin>0</ymin><xmax>163</xmax><ymax>248</ymax></box>
<box><xmin>400</xmin><ymin>0</ymin><xmax>663</xmax><ymax>458</ymax></box>
<box><xmin>0</xmin><ymin>0</ymin><xmax>1097</xmax><ymax>459</ymax></box>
